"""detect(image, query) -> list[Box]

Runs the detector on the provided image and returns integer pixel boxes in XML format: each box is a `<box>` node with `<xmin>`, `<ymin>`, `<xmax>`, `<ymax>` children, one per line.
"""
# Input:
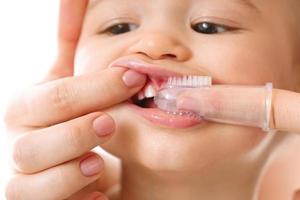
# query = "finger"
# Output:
<box><xmin>12</xmin><ymin>112</ymin><xmax>114</xmax><ymax>174</ymax></box>
<box><xmin>271</xmin><ymin>89</ymin><xmax>300</xmax><ymax>132</ymax></box>
<box><xmin>176</xmin><ymin>85</ymin><xmax>273</xmax><ymax>131</ymax></box>
<box><xmin>81</xmin><ymin>192</ymin><xmax>109</xmax><ymax>200</ymax></box>
<box><xmin>177</xmin><ymin>85</ymin><xmax>300</xmax><ymax>132</ymax></box>
<box><xmin>5</xmin><ymin>68</ymin><xmax>146</xmax><ymax>127</ymax></box>
<box><xmin>5</xmin><ymin>152</ymin><xmax>104</xmax><ymax>200</ymax></box>
<box><xmin>294</xmin><ymin>190</ymin><xmax>300</xmax><ymax>200</ymax></box>
<box><xmin>44</xmin><ymin>0</ymin><xmax>89</xmax><ymax>81</ymax></box>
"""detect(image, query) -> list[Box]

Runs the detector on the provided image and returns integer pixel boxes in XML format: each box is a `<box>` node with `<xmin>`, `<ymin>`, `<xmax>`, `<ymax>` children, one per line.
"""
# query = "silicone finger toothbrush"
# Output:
<box><xmin>154</xmin><ymin>76</ymin><xmax>273</xmax><ymax>132</ymax></box>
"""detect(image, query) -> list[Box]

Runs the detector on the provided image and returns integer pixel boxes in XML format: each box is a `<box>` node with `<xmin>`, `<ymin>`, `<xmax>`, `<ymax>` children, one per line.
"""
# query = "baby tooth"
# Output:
<box><xmin>144</xmin><ymin>84</ymin><xmax>157</xmax><ymax>98</ymax></box>
<box><xmin>138</xmin><ymin>91</ymin><xmax>145</xmax><ymax>100</ymax></box>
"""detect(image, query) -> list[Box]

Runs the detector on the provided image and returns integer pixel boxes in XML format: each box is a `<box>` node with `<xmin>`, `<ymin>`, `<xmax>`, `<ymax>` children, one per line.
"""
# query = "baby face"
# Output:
<box><xmin>75</xmin><ymin>0</ymin><xmax>300</xmax><ymax>171</ymax></box>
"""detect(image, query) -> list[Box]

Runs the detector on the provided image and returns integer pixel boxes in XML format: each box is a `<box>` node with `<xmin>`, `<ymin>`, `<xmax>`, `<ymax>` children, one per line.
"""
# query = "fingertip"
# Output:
<box><xmin>93</xmin><ymin>114</ymin><xmax>115</xmax><ymax>137</ymax></box>
<box><xmin>122</xmin><ymin>70</ymin><xmax>147</xmax><ymax>88</ymax></box>
<box><xmin>79</xmin><ymin>154</ymin><xmax>104</xmax><ymax>177</ymax></box>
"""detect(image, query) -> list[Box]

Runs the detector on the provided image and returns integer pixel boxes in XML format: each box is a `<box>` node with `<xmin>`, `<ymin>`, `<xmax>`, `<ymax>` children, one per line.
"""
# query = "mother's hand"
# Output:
<box><xmin>4</xmin><ymin>1</ymin><xmax>146</xmax><ymax>199</ymax></box>
<box><xmin>176</xmin><ymin>85</ymin><xmax>300</xmax><ymax>133</ymax></box>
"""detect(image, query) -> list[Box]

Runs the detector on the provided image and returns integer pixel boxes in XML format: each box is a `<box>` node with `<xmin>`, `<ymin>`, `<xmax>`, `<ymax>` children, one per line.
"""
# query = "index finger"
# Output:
<box><xmin>176</xmin><ymin>85</ymin><xmax>300</xmax><ymax>133</ymax></box>
<box><xmin>271</xmin><ymin>89</ymin><xmax>300</xmax><ymax>133</ymax></box>
<box><xmin>45</xmin><ymin>0</ymin><xmax>88</xmax><ymax>81</ymax></box>
<box><xmin>6</xmin><ymin>68</ymin><xmax>146</xmax><ymax>127</ymax></box>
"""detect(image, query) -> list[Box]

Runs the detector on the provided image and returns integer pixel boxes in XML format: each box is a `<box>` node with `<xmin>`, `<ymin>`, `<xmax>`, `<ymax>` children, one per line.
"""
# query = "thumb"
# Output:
<box><xmin>43</xmin><ymin>0</ymin><xmax>88</xmax><ymax>82</ymax></box>
<box><xmin>176</xmin><ymin>84</ymin><xmax>274</xmax><ymax>132</ymax></box>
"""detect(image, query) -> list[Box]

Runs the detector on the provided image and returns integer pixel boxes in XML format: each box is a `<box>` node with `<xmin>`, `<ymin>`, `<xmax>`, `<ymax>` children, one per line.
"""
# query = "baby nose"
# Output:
<box><xmin>129</xmin><ymin>33</ymin><xmax>191</xmax><ymax>61</ymax></box>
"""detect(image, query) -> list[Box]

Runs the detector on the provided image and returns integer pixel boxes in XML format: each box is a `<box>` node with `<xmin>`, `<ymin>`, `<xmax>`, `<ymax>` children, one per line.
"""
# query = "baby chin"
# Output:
<box><xmin>100</xmin><ymin>102</ymin><xmax>266</xmax><ymax>172</ymax></box>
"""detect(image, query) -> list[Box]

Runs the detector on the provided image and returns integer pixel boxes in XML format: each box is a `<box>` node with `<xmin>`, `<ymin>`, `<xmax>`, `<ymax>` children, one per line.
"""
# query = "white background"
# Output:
<box><xmin>0</xmin><ymin>1</ymin><xmax>300</xmax><ymax>199</ymax></box>
<box><xmin>0</xmin><ymin>0</ymin><xmax>59</xmax><ymax>198</ymax></box>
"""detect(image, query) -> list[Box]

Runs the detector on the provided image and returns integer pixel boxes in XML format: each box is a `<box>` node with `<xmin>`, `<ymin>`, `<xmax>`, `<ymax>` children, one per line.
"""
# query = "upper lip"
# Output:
<box><xmin>109</xmin><ymin>57</ymin><xmax>182</xmax><ymax>73</ymax></box>
<box><xmin>109</xmin><ymin>58</ymin><xmax>184</xmax><ymax>90</ymax></box>
<box><xmin>109</xmin><ymin>57</ymin><xmax>214</xmax><ymax>90</ymax></box>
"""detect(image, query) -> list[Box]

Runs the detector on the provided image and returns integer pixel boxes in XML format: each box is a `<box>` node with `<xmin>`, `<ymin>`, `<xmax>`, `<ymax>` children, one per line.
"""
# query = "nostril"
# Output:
<box><xmin>161</xmin><ymin>54</ymin><xmax>177</xmax><ymax>59</ymax></box>
<box><xmin>136</xmin><ymin>52</ymin><xmax>177</xmax><ymax>60</ymax></box>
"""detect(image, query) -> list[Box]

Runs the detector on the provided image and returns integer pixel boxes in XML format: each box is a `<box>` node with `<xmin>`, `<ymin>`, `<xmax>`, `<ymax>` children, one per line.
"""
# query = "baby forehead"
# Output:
<box><xmin>89</xmin><ymin>0</ymin><xmax>254</xmax><ymax>6</ymax></box>
<box><xmin>88</xmin><ymin>0</ymin><xmax>259</xmax><ymax>12</ymax></box>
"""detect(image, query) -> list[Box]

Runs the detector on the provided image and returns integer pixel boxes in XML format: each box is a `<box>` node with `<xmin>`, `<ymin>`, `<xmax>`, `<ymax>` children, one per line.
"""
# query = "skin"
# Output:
<box><xmin>74</xmin><ymin>0</ymin><xmax>300</xmax><ymax>199</ymax></box>
<box><xmin>5</xmin><ymin>1</ymin><xmax>145</xmax><ymax>199</ymax></box>
<box><xmin>295</xmin><ymin>191</ymin><xmax>300</xmax><ymax>200</ymax></box>
<box><xmin>4</xmin><ymin>0</ymin><xmax>300</xmax><ymax>199</ymax></box>
<box><xmin>259</xmin><ymin>136</ymin><xmax>300</xmax><ymax>200</ymax></box>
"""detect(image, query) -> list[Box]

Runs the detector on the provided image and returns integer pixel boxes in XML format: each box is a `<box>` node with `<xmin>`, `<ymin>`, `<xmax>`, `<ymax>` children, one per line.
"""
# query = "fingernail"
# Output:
<box><xmin>122</xmin><ymin>70</ymin><xmax>146</xmax><ymax>87</ymax></box>
<box><xmin>177</xmin><ymin>96</ymin><xmax>201</xmax><ymax>112</ymax></box>
<box><xmin>80</xmin><ymin>155</ymin><xmax>103</xmax><ymax>177</ymax></box>
<box><xmin>93</xmin><ymin>114</ymin><xmax>115</xmax><ymax>137</ymax></box>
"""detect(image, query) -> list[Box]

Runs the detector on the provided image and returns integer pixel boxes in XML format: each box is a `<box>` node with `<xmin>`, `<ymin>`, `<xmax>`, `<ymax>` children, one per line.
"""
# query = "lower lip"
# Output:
<box><xmin>126</xmin><ymin>102</ymin><xmax>205</xmax><ymax>128</ymax></box>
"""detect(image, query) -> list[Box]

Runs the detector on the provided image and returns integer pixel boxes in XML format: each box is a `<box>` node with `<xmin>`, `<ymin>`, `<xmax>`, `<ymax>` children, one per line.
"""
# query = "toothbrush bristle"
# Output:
<box><xmin>166</xmin><ymin>76</ymin><xmax>212</xmax><ymax>88</ymax></box>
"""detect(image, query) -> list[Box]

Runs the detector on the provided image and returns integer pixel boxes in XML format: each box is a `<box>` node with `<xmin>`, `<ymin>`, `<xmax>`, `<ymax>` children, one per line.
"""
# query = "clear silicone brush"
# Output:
<box><xmin>154</xmin><ymin>76</ymin><xmax>212</xmax><ymax>113</ymax></box>
<box><xmin>154</xmin><ymin>76</ymin><xmax>273</xmax><ymax>132</ymax></box>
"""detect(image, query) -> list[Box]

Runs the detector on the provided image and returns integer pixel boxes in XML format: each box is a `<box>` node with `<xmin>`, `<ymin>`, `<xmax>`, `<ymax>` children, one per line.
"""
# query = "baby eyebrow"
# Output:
<box><xmin>89</xmin><ymin>0</ymin><xmax>260</xmax><ymax>14</ymax></box>
<box><xmin>234</xmin><ymin>0</ymin><xmax>260</xmax><ymax>13</ymax></box>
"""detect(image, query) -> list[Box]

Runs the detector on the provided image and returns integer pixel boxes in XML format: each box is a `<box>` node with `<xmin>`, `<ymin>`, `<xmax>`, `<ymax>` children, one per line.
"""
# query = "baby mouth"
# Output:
<box><xmin>131</xmin><ymin>78</ymin><xmax>162</xmax><ymax>108</ymax></box>
<box><xmin>109</xmin><ymin>58</ymin><xmax>182</xmax><ymax>108</ymax></box>
<box><xmin>127</xmin><ymin>76</ymin><xmax>205</xmax><ymax>129</ymax></box>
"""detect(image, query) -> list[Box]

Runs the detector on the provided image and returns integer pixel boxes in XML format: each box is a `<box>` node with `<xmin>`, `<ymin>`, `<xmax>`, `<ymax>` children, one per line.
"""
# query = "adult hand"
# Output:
<box><xmin>294</xmin><ymin>190</ymin><xmax>300</xmax><ymax>200</ymax></box>
<box><xmin>4</xmin><ymin>1</ymin><xmax>146</xmax><ymax>199</ymax></box>
<box><xmin>175</xmin><ymin>84</ymin><xmax>300</xmax><ymax>132</ymax></box>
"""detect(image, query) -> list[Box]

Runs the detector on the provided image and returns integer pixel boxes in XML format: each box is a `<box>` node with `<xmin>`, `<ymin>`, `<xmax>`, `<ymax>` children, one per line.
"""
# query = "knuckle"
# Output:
<box><xmin>54</xmin><ymin>165</ymin><xmax>71</xmax><ymax>195</ymax></box>
<box><xmin>3</xmin><ymin>99</ymin><xmax>19</xmax><ymax>128</ymax></box>
<box><xmin>11</xmin><ymin>136</ymin><xmax>34</xmax><ymax>173</ymax></box>
<box><xmin>4</xmin><ymin>88</ymin><xmax>36</xmax><ymax>128</ymax></box>
<box><xmin>66</xmin><ymin>113</ymin><xmax>102</xmax><ymax>151</ymax></box>
<box><xmin>12</xmin><ymin>138</ymin><xmax>24</xmax><ymax>171</ymax></box>
<box><xmin>5</xmin><ymin>177</ymin><xmax>21</xmax><ymax>200</ymax></box>
<box><xmin>66</xmin><ymin>123</ymin><xmax>86</xmax><ymax>151</ymax></box>
<box><xmin>51</xmin><ymin>80</ymin><xmax>75</xmax><ymax>114</ymax></box>
<box><xmin>4</xmin><ymin>108</ymin><xmax>13</xmax><ymax>128</ymax></box>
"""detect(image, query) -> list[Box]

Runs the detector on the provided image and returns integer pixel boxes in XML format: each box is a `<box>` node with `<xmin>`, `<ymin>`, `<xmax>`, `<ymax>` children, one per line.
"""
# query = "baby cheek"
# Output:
<box><xmin>192</xmin><ymin>38</ymin><xmax>280</xmax><ymax>85</ymax></box>
<box><xmin>74</xmin><ymin>48</ymin><xmax>106</xmax><ymax>75</ymax></box>
<box><xmin>73</xmin><ymin>42</ymin><xmax>121</xmax><ymax>75</ymax></box>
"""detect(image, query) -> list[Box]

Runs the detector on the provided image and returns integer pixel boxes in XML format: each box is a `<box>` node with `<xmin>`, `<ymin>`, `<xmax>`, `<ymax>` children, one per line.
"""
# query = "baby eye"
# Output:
<box><xmin>192</xmin><ymin>22</ymin><xmax>228</xmax><ymax>34</ymax></box>
<box><xmin>105</xmin><ymin>23</ymin><xmax>138</xmax><ymax>35</ymax></box>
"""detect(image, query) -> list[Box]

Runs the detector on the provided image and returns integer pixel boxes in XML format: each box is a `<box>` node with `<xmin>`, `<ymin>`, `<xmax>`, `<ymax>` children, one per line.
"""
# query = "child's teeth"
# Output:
<box><xmin>138</xmin><ymin>91</ymin><xmax>145</xmax><ymax>100</ymax></box>
<box><xmin>144</xmin><ymin>84</ymin><xmax>157</xmax><ymax>98</ymax></box>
